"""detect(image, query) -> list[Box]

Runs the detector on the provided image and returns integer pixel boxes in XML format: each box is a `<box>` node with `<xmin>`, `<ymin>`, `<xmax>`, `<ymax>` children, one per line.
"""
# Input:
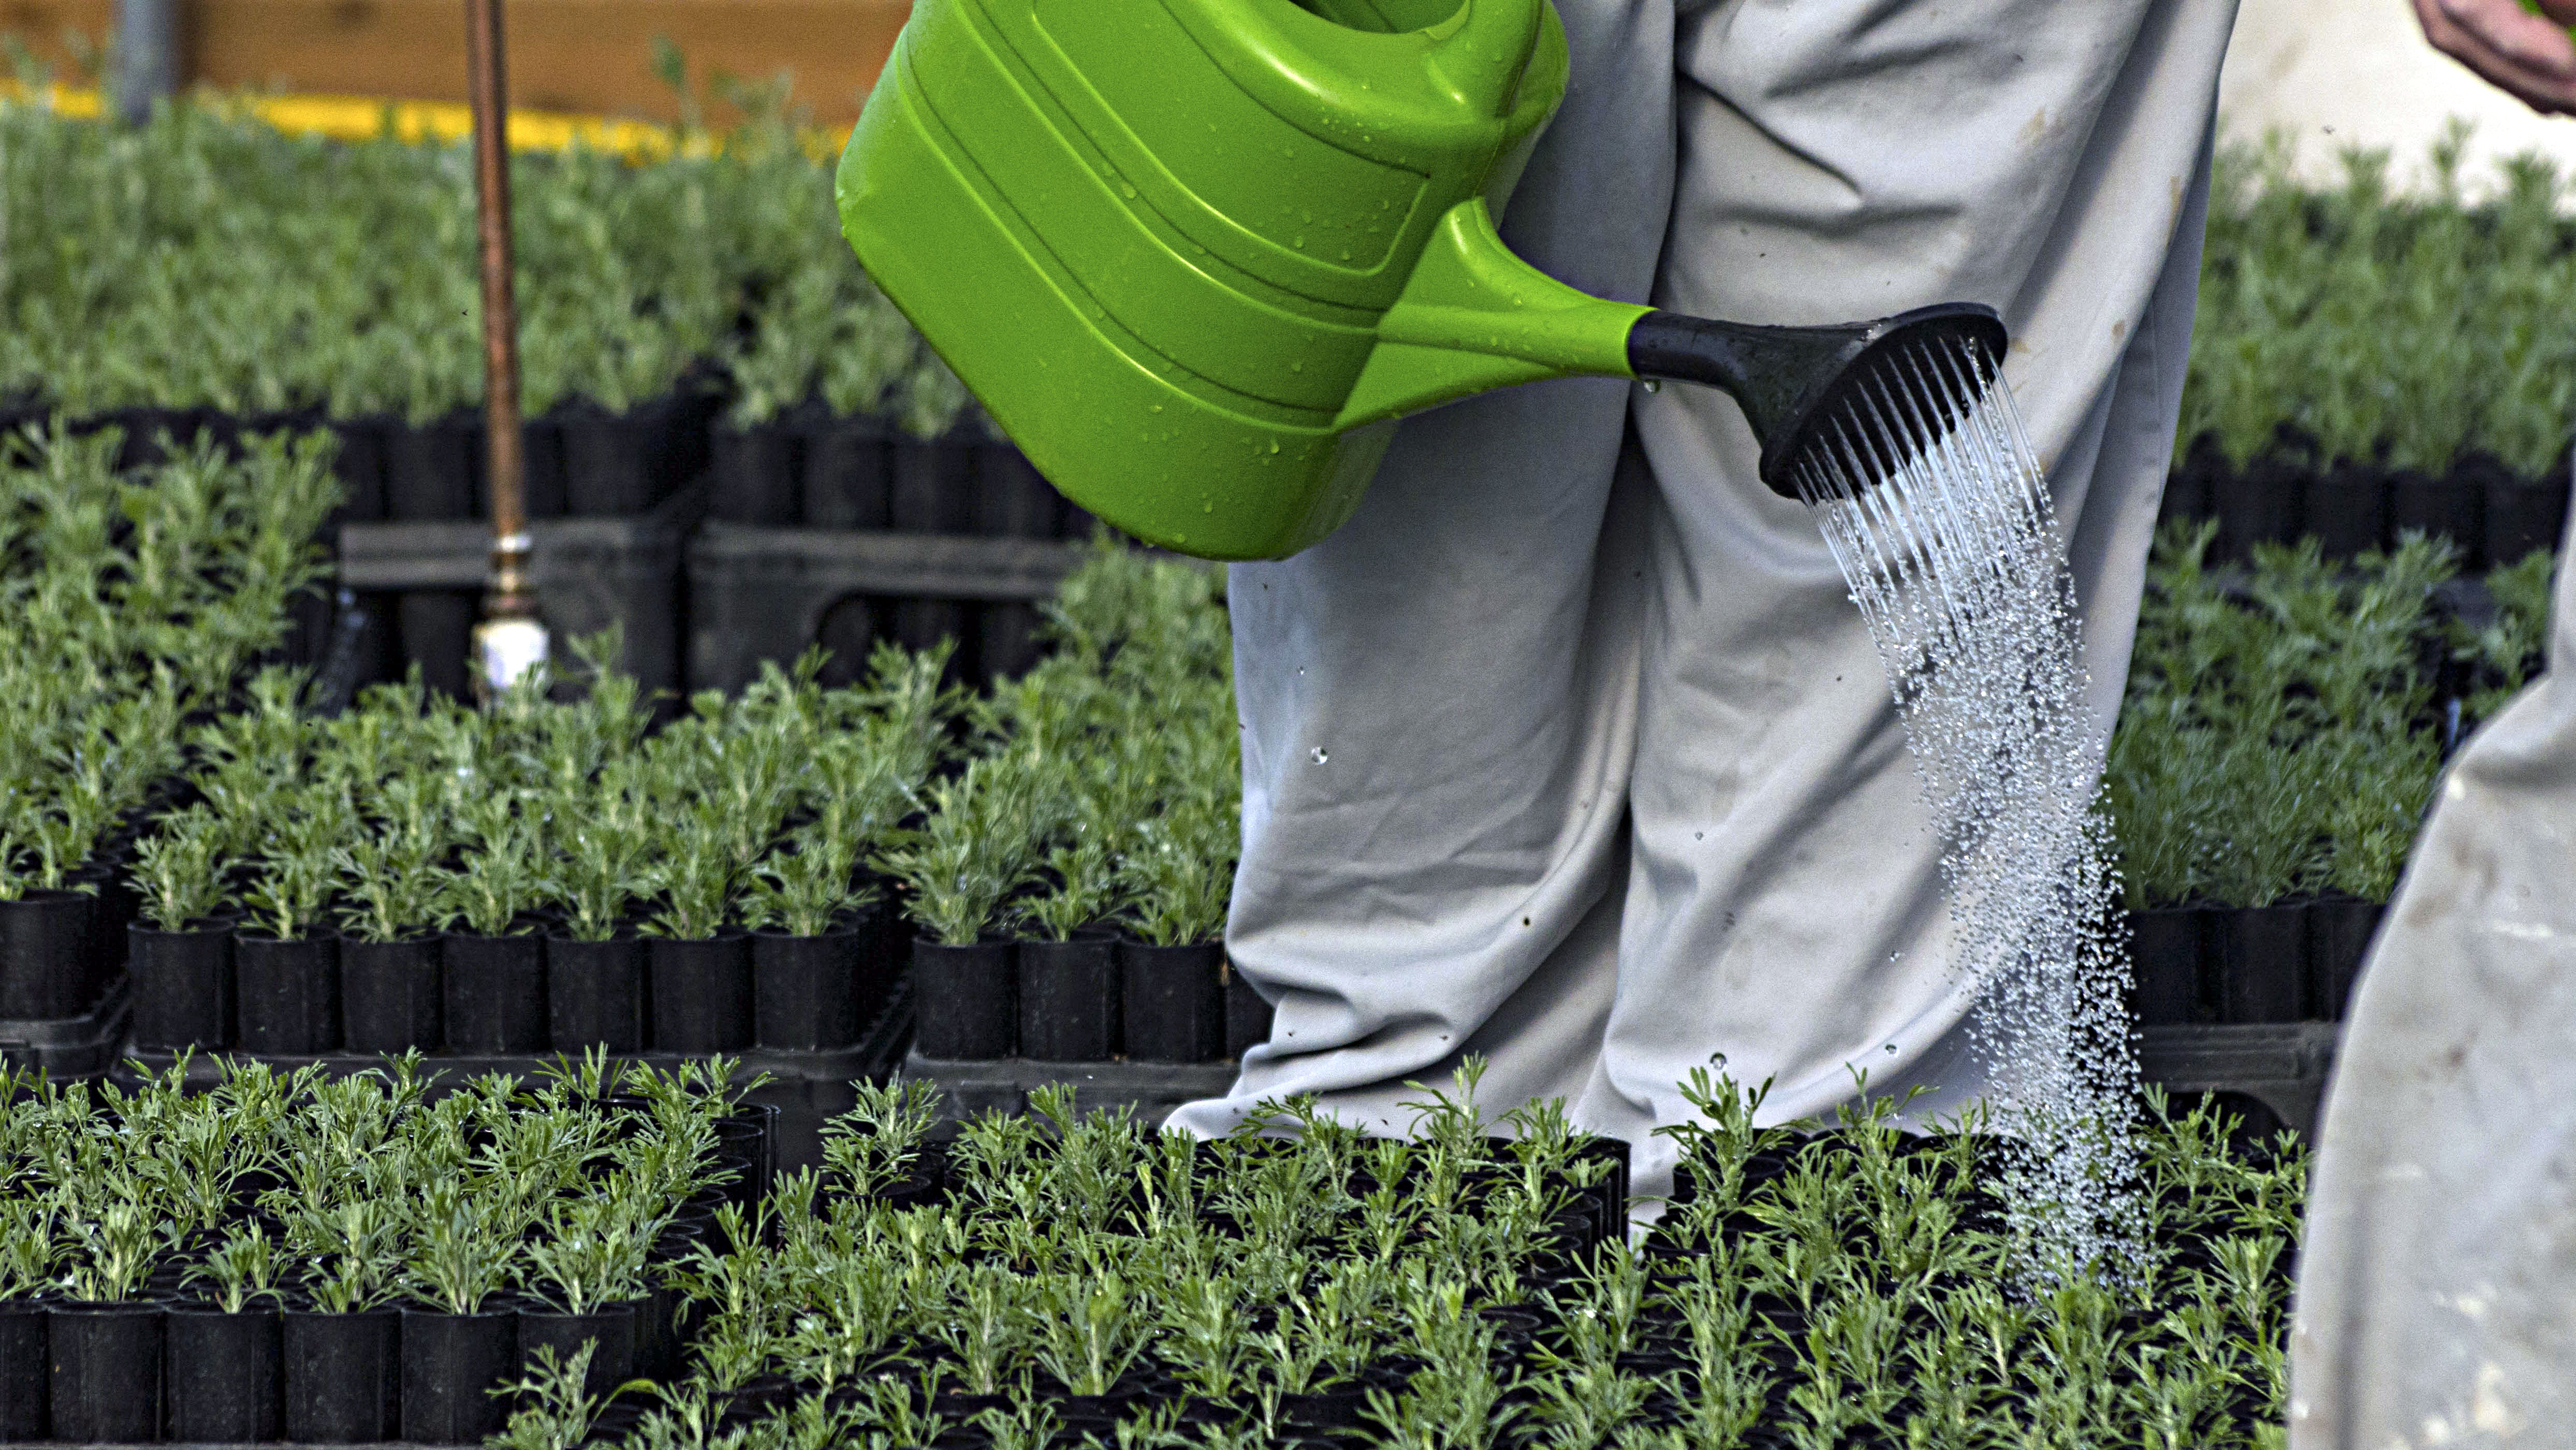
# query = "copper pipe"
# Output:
<box><xmin>466</xmin><ymin>0</ymin><xmax>545</xmax><ymax>694</ymax></box>
<box><xmin>466</xmin><ymin>0</ymin><xmax>528</xmax><ymax>586</ymax></box>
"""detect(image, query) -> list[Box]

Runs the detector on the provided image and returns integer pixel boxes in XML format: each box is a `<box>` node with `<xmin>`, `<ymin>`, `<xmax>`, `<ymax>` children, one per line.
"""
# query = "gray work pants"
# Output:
<box><xmin>1172</xmin><ymin>0</ymin><xmax>2243</xmax><ymax>1199</ymax></box>
<box><xmin>2289</xmin><ymin>511</ymin><xmax>2576</xmax><ymax>1440</ymax></box>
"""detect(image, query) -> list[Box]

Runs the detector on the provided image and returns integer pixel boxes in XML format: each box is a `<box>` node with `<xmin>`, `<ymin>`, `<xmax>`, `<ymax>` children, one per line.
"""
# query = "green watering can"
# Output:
<box><xmin>838</xmin><ymin>0</ymin><xmax>2006</xmax><ymax>560</ymax></box>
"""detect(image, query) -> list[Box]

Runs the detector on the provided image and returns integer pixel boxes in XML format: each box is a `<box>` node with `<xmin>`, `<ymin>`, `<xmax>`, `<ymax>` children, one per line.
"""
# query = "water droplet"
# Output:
<box><xmin>1309</xmin><ymin>747</ymin><xmax>1328</xmax><ymax>765</ymax></box>
<box><xmin>1640</xmin><ymin>379</ymin><xmax>1661</xmax><ymax>394</ymax></box>
<box><xmin>1120</xmin><ymin>183</ymin><xmax>1138</xmax><ymax>200</ymax></box>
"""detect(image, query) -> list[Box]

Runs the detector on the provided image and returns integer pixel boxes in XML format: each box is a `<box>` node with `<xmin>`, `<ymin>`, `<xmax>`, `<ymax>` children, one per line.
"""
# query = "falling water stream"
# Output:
<box><xmin>1793</xmin><ymin>334</ymin><xmax>2144</xmax><ymax>1286</ymax></box>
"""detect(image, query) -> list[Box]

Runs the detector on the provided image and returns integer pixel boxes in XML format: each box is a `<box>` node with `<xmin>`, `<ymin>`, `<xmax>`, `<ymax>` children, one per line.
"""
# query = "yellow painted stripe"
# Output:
<box><xmin>1</xmin><ymin>84</ymin><xmax>850</xmax><ymax>160</ymax></box>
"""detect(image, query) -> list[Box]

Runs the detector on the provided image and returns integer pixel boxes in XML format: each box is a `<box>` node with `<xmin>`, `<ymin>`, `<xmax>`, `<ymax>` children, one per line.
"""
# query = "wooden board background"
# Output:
<box><xmin>1</xmin><ymin>0</ymin><xmax>908</xmax><ymax>128</ymax></box>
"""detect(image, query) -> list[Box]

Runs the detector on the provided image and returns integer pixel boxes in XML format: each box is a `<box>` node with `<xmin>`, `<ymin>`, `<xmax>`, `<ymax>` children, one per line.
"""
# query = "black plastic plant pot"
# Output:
<box><xmin>2124</xmin><ymin>907</ymin><xmax>2203</xmax><ymax>1026</ymax></box>
<box><xmin>340</xmin><ymin>934</ymin><xmax>444</xmax><ymax>1052</ymax></box>
<box><xmin>166</xmin><ymin>1303</ymin><xmax>282</xmax><ymax>1443</ymax></box>
<box><xmin>399</xmin><ymin>1308</ymin><xmax>516</xmax><ymax>1445</ymax></box>
<box><xmin>521</xmin><ymin>413</ymin><xmax>569</xmax><ymax>520</ymax></box>
<box><xmin>0</xmin><ymin>889</ymin><xmax>95</xmax><ymax>1021</ymax></box>
<box><xmin>545</xmin><ymin>934</ymin><xmax>649</xmax><ymax>1052</ymax></box>
<box><xmin>711</xmin><ymin>422</ymin><xmax>802</xmax><ymax>525</ymax></box>
<box><xmin>2308</xmin><ymin>895</ymin><xmax>2388</xmax><ymax>1022</ymax></box>
<box><xmin>0</xmin><ymin>1300</ymin><xmax>42</xmax><ymax>1442</ymax></box>
<box><xmin>329</xmin><ymin>414</ymin><xmax>392</xmax><ymax>524</ymax></box>
<box><xmin>751</xmin><ymin>927</ymin><xmax>862</xmax><ymax>1050</ymax></box>
<box><xmin>1120</xmin><ymin>940</ymin><xmax>1227</xmax><ymax>1063</ymax></box>
<box><xmin>1224</xmin><ymin>966</ymin><xmax>1275</xmax><ymax>1060</ymax></box>
<box><xmin>516</xmin><ymin>1303</ymin><xmax>636</xmax><ymax>1401</ymax></box>
<box><xmin>282</xmin><ymin>1307</ymin><xmax>399</xmax><ymax>1443</ymax></box>
<box><xmin>2214</xmin><ymin>453</ymin><xmax>2304</xmax><ymax>563</ymax></box>
<box><xmin>386</xmin><ymin>410</ymin><xmax>481</xmax><ymax>521</ymax></box>
<box><xmin>444</xmin><ymin>932</ymin><xmax>547</xmax><ymax>1053</ymax></box>
<box><xmin>649</xmin><ymin>932</ymin><xmax>755</xmax><ymax>1051</ymax></box>
<box><xmin>889</xmin><ymin>431</ymin><xmax>976</xmax><ymax>533</ymax></box>
<box><xmin>129</xmin><ymin>920</ymin><xmax>235</xmax><ymax>1051</ymax></box>
<box><xmin>561</xmin><ymin>397</ymin><xmax>676</xmax><ymax>517</ymax></box>
<box><xmin>2303</xmin><ymin>463</ymin><xmax>2389</xmax><ymax>563</ymax></box>
<box><xmin>1017</xmin><ymin>936</ymin><xmax>1116</xmax><ymax>1061</ymax></box>
<box><xmin>2485</xmin><ymin>471</ymin><xmax>2569</xmax><ymax>566</ymax></box>
<box><xmin>2390</xmin><ymin>468</ymin><xmax>2485</xmax><ymax>568</ymax></box>
<box><xmin>799</xmin><ymin>411</ymin><xmax>890</xmax><ymax>528</ymax></box>
<box><xmin>47</xmin><ymin>1300</ymin><xmax>163</xmax><ymax>1443</ymax></box>
<box><xmin>971</xmin><ymin>442</ymin><xmax>1060</xmax><ymax>538</ymax></box>
<box><xmin>233</xmin><ymin>933</ymin><xmax>341</xmax><ymax>1054</ymax></box>
<box><xmin>2212</xmin><ymin>903</ymin><xmax>2309</xmax><ymax>1024</ymax></box>
<box><xmin>2159</xmin><ymin>434</ymin><xmax>2223</xmax><ymax>526</ymax></box>
<box><xmin>912</xmin><ymin>939</ymin><xmax>1015</xmax><ymax>1060</ymax></box>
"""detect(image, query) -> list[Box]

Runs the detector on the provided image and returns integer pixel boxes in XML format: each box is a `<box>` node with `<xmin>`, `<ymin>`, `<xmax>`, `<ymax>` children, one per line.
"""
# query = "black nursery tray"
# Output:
<box><xmin>0</xmin><ymin>975</ymin><xmax>133</xmax><ymax>1081</ymax></box>
<box><xmin>111</xmin><ymin>980</ymin><xmax>914</xmax><ymax>1172</ymax></box>
<box><xmin>2138</xmin><ymin>1020</ymin><xmax>2340</xmax><ymax>1139</ymax></box>
<box><xmin>902</xmin><ymin>1050</ymin><xmax>1238</xmax><ymax>1129</ymax></box>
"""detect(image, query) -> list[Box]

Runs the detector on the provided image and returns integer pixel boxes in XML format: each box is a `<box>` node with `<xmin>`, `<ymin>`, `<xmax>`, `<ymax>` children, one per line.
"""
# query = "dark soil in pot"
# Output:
<box><xmin>282</xmin><ymin>1307</ymin><xmax>400</xmax><ymax>1443</ymax></box>
<box><xmin>166</xmin><ymin>1302</ymin><xmax>281</xmax><ymax>1443</ymax></box>
<box><xmin>2303</xmin><ymin>461</ymin><xmax>2388</xmax><ymax>562</ymax></box>
<box><xmin>546</xmin><ymin>933</ymin><xmax>648</xmax><ymax>1052</ymax></box>
<box><xmin>2212</xmin><ymin>902</ymin><xmax>2309</xmax><ymax>1024</ymax></box>
<box><xmin>649</xmin><ymin>931</ymin><xmax>755</xmax><ymax>1051</ymax></box>
<box><xmin>2124</xmin><ymin>906</ymin><xmax>2205</xmax><ymax>1026</ymax></box>
<box><xmin>340</xmin><ymin>934</ymin><xmax>443</xmax><ymax>1051</ymax></box>
<box><xmin>0</xmin><ymin>1299</ymin><xmax>41</xmax><ymax>1441</ymax></box>
<box><xmin>2307</xmin><ymin>895</ymin><xmax>2387</xmax><ymax>1022</ymax></box>
<box><xmin>912</xmin><ymin>939</ymin><xmax>1015</xmax><ymax>1060</ymax></box>
<box><xmin>1121</xmin><ymin>940</ymin><xmax>1226</xmax><ymax>1063</ymax></box>
<box><xmin>0</xmin><ymin>889</ymin><xmax>95</xmax><ymax>1021</ymax></box>
<box><xmin>1017</xmin><ymin>935</ymin><xmax>1116</xmax><ymax>1061</ymax></box>
<box><xmin>129</xmin><ymin>920</ymin><xmax>234</xmax><ymax>1050</ymax></box>
<box><xmin>711</xmin><ymin>421</ymin><xmax>801</xmax><ymax>525</ymax></box>
<box><xmin>399</xmin><ymin>1307</ymin><xmax>516</xmax><ymax>1444</ymax></box>
<box><xmin>444</xmin><ymin>932</ymin><xmax>547</xmax><ymax>1053</ymax></box>
<box><xmin>47</xmin><ymin>1300</ymin><xmax>163</xmax><ymax>1443</ymax></box>
<box><xmin>751</xmin><ymin>926</ymin><xmax>863</xmax><ymax>1050</ymax></box>
<box><xmin>516</xmin><ymin>1302</ymin><xmax>636</xmax><ymax>1401</ymax></box>
<box><xmin>799</xmin><ymin>410</ymin><xmax>889</xmax><ymax>528</ymax></box>
<box><xmin>233</xmin><ymin>933</ymin><xmax>341</xmax><ymax>1053</ymax></box>
<box><xmin>386</xmin><ymin>410</ymin><xmax>482</xmax><ymax>521</ymax></box>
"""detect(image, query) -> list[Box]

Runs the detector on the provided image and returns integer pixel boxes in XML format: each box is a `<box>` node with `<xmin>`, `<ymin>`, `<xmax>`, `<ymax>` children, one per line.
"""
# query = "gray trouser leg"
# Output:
<box><xmin>1172</xmin><ymin>0</ymin><xmax>2241</xmax><ymax>1193</ymax></box>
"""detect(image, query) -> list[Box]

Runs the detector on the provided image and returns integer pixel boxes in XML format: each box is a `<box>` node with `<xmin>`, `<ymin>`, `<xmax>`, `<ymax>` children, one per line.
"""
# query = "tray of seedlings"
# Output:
<box><xmin>2107</xmin><ymin>524</ymin><xmax>2557</xmax><ymax>1055</ymax></box>
<box><xmin>109</xmin><ymin>631</ymin><xmax>959</xmax><ymax>1164</ymax></box>
<box><xmin>0</xmin><ymin>424</ymin><xmax>342</xmax><ymax>1080</ymax></box>
<box><xmin>886</xmin><ymin>546</ymin><xmax>1269</xmax><ymax>1123</ymax></box>
<box><xmin>174</xmin><ymin>1056</ymin><xmax>2300</xmax><ymax>1450</ymax></box>
<box><xmin>0</xmin><ymin>1050</ymin><xmax>773</xmax><ymax>1446</ymax></box>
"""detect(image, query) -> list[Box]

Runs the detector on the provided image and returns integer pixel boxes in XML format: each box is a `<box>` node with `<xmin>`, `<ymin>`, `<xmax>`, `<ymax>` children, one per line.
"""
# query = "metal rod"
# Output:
<box><xmin>465</xmin><ymin>0</ymin><xmax>547</xmax><ymax>695</ymax></box>
<box><xmin>113</xmin><ymin>0</ymin><xmax>179</xmax><ymax>125</ymax></box>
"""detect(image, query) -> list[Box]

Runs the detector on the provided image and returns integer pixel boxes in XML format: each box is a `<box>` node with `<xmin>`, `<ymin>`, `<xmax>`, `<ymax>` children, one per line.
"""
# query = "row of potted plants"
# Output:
<box><xmin>0</xmin><ymin>425</ymin><xmax>339</xmax><ymax>1027</ymax></box>
<box><xmin>2163</xmin><ymin>428</ymin><xmax>2567</xmax><ymax>570</ymax></box>
<box><xmin>120</xmin><ymin>628</ymin><xmax>953</xmax><ymax>1059</ymax></box>
<box><xmin>894</xmin><ymin>544</ymin><xmax>1253</xmax><ymax>1065</ymax></box>
<box><xmin>2105</xmin><ymin>520</ymin><xmax>2558</xmax><ymax>1026</ymax></box>
<box><xmin>414</xmin><ymin>1062</ymin><xmax>2301</xmax><ymax>1450</ymax></box>
<box><xmin>0</xmin><ymin>1050</ymin><xmax>768</xmax><ymax>1445</ymax></box>
<box><xmin>2184</xmin><ymin>129</ymin><xmax>2576</xmax><ymax>529</ymax></box>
